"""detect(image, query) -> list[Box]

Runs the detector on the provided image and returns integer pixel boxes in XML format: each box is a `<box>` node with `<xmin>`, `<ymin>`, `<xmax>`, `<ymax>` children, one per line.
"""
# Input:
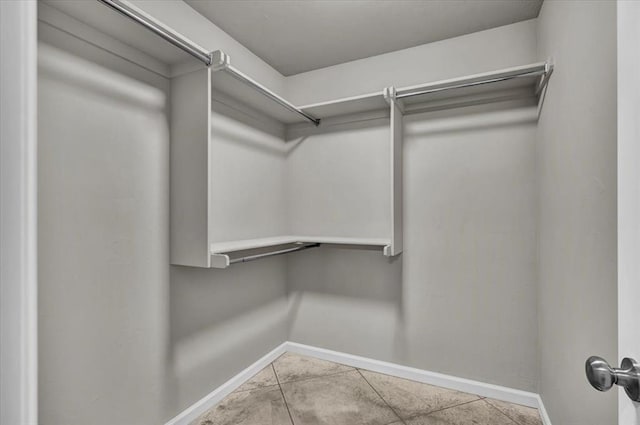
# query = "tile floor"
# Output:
<box><xmin>194</xmin><ymin>352</ymin><xmax>543</xmax><ymax>425</ymax></box>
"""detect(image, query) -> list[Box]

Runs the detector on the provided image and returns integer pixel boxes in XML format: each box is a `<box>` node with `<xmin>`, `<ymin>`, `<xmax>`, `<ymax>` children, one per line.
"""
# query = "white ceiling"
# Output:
<box><xmin>185</xmin><ymin>0</ymin><xmax>543</xmax><ymax>76</ymax></box>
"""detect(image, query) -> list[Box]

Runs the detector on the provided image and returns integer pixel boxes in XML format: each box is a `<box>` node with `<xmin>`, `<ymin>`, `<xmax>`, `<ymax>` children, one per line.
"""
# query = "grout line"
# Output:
<box><xmin>357</xmin><ymin>369</ymin><xmax>407</xmax><ymax>425</ymax></box>
<box><xmin>401</xmin><ymin>398</ymin><xmax>485</xmax><ymax>422</ymax></box>
<box><xmin>483</xmin><ymin>399</ymin><xmax>524</xmax><ymax>425</ymax></box>
<box><xmin>273</xmin><ymin>363</ymin><xmax>296</xmax><ymax>425</ymax></box>
<box><xmin>275</xmin><ymin>367</ymin><xmax>356</xmax><ymax>386</ymax></box>
<box><xmin>273</xmin><ymin>352</ymin><xmax>359</xmax><ymax>386</ymax></box>
<box><xmin>232</xmin><ymin>383</ymin><xmax>280</xmax><ymax>394</ymax></box>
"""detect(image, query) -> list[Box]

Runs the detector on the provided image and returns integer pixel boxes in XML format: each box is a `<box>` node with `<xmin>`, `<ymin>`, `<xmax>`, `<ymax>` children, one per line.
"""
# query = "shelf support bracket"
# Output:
<box><xmin>383</xmin><ymin>86</ymin><xmax>405</xmax><ymax>113</ymax></box>
<box><xmin>536</xmin><ymin>59</ymin><xmax>555</xmax><ymax>119</ymax></box>
<box><xmin>384</xmin><ymin>86</ymin><xmax>404</xmax><ymax>257</ymax></box>
<box><xmin>535</xmin><ymin>60</ymin><xmax>554</xmax><ymax>95</ymax></box>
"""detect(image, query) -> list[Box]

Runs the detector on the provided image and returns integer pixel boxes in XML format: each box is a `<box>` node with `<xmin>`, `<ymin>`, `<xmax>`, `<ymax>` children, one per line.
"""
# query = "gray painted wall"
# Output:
<box><xmin>288</xmin><ymin>102</ymin><xmax>539</xmax><ymax>391</ymax></box>
<box><xmin>169</xmin><ymin>261</ymin><xmax>288</xmax><ymax>414</ymax></box>
<box><xmin>37</xmin><ymin>3</ymin><xmax>621</xmax><ymax>424</ymax></box>
<box><xmin>287</xmin><ymin>22</ymin><xmax>539</xmax><ymax>392</ymax></box>
<box><xmin>38</xmin><ymin>40</ymin><xmax>170</xmax><ymax>425</ymax></box>
<box><xmin>536</xmin><ymin>1</ymin><xmax>618</xmax><ymax>424</ymax></box>
<box><xmin>37</xmin><ymin>12</ymin><xmax>289</xmax><ymax>424</ymax></box>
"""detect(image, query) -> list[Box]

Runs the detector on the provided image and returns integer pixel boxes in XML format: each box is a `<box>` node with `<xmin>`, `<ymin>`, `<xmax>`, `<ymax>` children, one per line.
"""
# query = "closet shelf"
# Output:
<box><xmin>210</xmin><ymin>236</ymin><xmax>391</xmax><ymax>269</ymax></box>
<box><xmin>395</xmin><ymin>62</ymin><xmax>553</xmax><ymax>112</ymax></box>
<box><xmin>297</xmin><ymin>62</ymin><xmax>553</xmax><ymax>121</ymax></box>
<box><xmin>211</xmin><ymin>236</ymin><xmax>391</xmax><ymax>254</ymax></box>
<box><xmin>85</xmin><ymin>2</ymin><xmax>554</xmax><ymax>269</ymax></box>
<box><xmin>93</xmin><ymin>4</ymin><xmax>553</xmax><ymax>126</ymax></box>
<box><xmin>299</xmin><ymin>91</ymin><xmax>389</xmax><ymax>121</ymax></box>
<box><xmin>210</xmin><ymin>53</ymin><xmax>552</xmax><ymax>128</ymax></box>
<box><xmin>211</xmin><ymin>50</ymin><xmax>321</xmax><ymax>126</ymax></box>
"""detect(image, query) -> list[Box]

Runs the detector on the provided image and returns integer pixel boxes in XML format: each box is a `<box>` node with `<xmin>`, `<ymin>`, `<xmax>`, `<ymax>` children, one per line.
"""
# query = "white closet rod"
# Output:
<box><xmin>97</xmin><ymin>0</ymin><xmax>213</xmax><ymax>66</ymax></box>
<box><xmin>228</xmin><ymin>243</ymin><xmax>320</xmax><ymax>265</ymax></box>
<box><xmin>396</xmin><ymin>63</ymin><xmax>552</xmax><ymax>99</ymax></box>
<box><xmin>96</xmin><ymin>1</ymin><xmax>322</xmax><ymax>126</ymax></box>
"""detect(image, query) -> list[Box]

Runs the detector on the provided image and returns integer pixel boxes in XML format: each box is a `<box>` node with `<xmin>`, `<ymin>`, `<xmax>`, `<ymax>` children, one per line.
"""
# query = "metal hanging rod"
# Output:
<box><xmin>229</xmin><ymin>243</ymin><xmax>320</xmax><ymax>265</ymax></box>
<box><xmin>97</xmin><ymin>0</ymin><xmax>213</xmax><ymax>66</ymax></box>
<box><xmin>211</xmin><ymin>51</ymin><xmax>321</xmax><ymax>126</ymax></box>
<box><xmin>396</xmin><ymin>63</ymin><xmax>551</xmax><ymax>100</ymax></box>
<box><xmin>95</xmin><ymin>2</ymin><xmax>321</xmax><ymax>126</ymax></box>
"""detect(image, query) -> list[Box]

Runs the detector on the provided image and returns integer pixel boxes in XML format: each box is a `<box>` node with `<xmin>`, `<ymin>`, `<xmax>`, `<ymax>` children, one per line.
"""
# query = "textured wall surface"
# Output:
<box><xmin>38</xmin><ymin>41</ymin><xmax>171</xmax><ymax>424</ymax></box>
<box><xmin>37</xmin><ymin>2</ymin><xmax>621</xmax><ymax>424</ymax></box>
<box><xmin>287</xmin><ymin>21</ymin><xmax>540</xmax><ymax>392</ymax></box>
<box><xmin>537</xmin><ymin>1</ymin><xmax>618</xmax><ymax>424</ymax></box>
<box><xmin>37</xmin><ymin>2</ymin><xmax>291</xmax><ymax>421</ymax></box>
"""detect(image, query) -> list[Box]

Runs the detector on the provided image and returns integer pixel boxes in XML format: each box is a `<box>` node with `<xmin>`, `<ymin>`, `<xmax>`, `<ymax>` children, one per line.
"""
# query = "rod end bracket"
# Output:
<box><xmin>211</xmin><ymin>50</ymin><xmax>230</xmax><ymax>71</ymax></box>
<box><xmin>384</xmin><ymin>86</ymin><xmax>405</xmax><ymax>113</ymax></box>
<box><xmin>210</xmin><ymin>253</ymin><xmax>230</xmax><ymax>269</ymax></box>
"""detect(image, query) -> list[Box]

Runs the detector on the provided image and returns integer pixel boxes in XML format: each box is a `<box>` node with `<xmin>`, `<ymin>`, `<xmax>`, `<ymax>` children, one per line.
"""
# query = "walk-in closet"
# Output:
<box><xmin>2</xmin><ymin>1</ymin><xmax>633</xmax><ymax>425</ymax></box>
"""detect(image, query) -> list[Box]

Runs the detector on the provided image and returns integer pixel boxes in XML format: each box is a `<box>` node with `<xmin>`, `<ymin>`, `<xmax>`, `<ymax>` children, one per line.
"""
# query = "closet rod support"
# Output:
<box><xmin>535</xmin><ymin>62</ymin><xmax>554</xmax><ymax>95</ymax></box>
<box><xmin>211</xmin><ymin>51</ymin><xmax>321</xmax><ymax>126</ymax></box>
<box><xmin>396</xmin><ymin>64</ymin><xmax>549</xmax><ymax>100</ymax></box>
<box><xmin>229</xmin><ymin>243</ymin><xmax>321</xmax><ymax>265</ymax></box>
<box><xmin>96</xmin><ymin>0</ymin><xmax>213</xmax><ymax>66</ymax></box>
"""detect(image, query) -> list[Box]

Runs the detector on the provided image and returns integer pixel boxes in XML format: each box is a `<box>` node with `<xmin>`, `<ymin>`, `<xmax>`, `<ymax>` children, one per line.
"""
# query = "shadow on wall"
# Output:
<box><xmin>286</xmin><ymin>246</ymin><xmax>405</xmax><ymax>363</ymax></box>
<box><xmin>208</xmin><ymin>97</ymin><xmax>289</xmax><ymax>243</ymax></box>
<box><xmin>38</xmin><ymin>43</ymin><xmax>171</xmax><ymax>425</ymax></box>
<box><xmin>168</xmin><ymin>257</ymin><xmax>289</xmax><ymax>414</ymax></box>
<box><xmin>38</xmin><ymin>41</ymin><xmax>167</xmax><ymax>112</ymax></box>
<box><xmin>284</xmin><ymin>99</ymin><xmax>538</xmax><ymax>393</ymax></box>
<box><xmin>404</xmin><ymin>98</ymin><xmax>539</xmax><ymax>139</ymax></box>
<box><xmin>400</xmin><ymin>100</ymin><xmax>538</xmax><ymax>390</ymax></box>
<box><xmin>212</xmin><ymin>95</ymin><xmax>287</xmax><ymax>157</ymax></box>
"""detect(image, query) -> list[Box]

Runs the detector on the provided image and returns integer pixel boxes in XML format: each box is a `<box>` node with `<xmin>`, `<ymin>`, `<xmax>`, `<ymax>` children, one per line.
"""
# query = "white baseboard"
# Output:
<box><xmin>286</xmin><ymin>342</ymin><xmax>540</xmax><ymax>409</ymax></box>
<box><xmin>167</xmin><ymin>341</ymin><xmax>552</xmax><ymax>425</ymax></box>
<box><xmin>165</xmin><ymin>342</ymin><xmax>287</xmax><ymax>425</ymax></box>
<box><xmin>535</xmin><ymin>394</ymin><xmax>553</xmax><ymax>425</ymax></box>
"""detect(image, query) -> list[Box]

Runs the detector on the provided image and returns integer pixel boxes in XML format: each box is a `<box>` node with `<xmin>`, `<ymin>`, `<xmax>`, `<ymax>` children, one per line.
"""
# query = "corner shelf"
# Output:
<box><xmin>210</xmin><ymin>236</ymin><xmax>391</xmax><ymax>269</ymax></box>
<box><xmin>300</xmin><ymin>91</ymin><xmax>388</xmax><ymax>121</ymax></box>
<box><xmin>211</xmin><ymin>236</ymin><xmax>391</xmax><ymax>254</ymax></box>
<box><xmin>65</xmin><ymin>1</ymin><xmax>554</xmax><ymax>268</ymax></box>
<box><xmin>170</xmin><ymin>50</ymin><xmax>552</xmax><ymax>268</ymax></box>
<box><xmin>396</xmin><ymin>62</ymin><xmax>552</xmax><ymax>114</ymax></box>
<box><xmin>210</xmin><ymin>50</ymin><xmax>320</xmax><ymax>126</ymax></box>
<box><xmin>209</xmin><ymin>59</ymin><xmax>552</xmax><ymax>131</ymax></box>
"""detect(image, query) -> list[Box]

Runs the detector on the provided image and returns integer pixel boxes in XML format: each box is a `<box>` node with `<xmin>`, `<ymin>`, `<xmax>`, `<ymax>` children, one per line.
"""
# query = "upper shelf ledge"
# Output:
<box><xmin>211</xmin><ymin>235</ymin><xmax>391</xmax><ymax>255</ymax></box>
<box><xmin>210</xmin><ymin>50</ymin><xmax>552</xmax><ymax>126</ymax></box>
<box><xmin>93</xmin><ymin>5</ymin><xmax>552</xmax><ymax>123</ymax></box>
<box><xmin>393</xmin><ymin>61</ymin><xmax>553</xmax><ymax>112</ymax></box>
<box><xmin>211</xmin><ymin>50</ymin><xmax>321</xmax><ymax>126</ymax></box>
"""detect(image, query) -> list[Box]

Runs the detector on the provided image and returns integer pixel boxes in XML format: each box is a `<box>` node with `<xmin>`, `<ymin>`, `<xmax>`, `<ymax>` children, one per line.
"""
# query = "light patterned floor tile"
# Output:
<box><xmin>195</xmin><ymin>386</ymin><xmax>292</xmax><ymax>425</ymax></box>
<box><xmin>194</xmin><ymin>353</ymin><xmax>535</xmax><ymax>425</ymax></box>
<box><xmin>359</xmin><ymin>369</ymin><xmax>480</xmax><ymax>419</ymax></box>
<box><xmin>405</xmin><ymin>399</ymin><xmax>517</xmax><ymax>425</ymax></box>
<box><xmin>234</xmin><ymin>365</ymin><xmax>279</xmax><ymax>392</ymax></box>
<box><xmin>273</xmin><ymin>352</ymin><xmax>353</xmax><ymax>383</ymax></box>
<box><xmin>485</xmin><ymin>398</ymin><xmax>543</xmax><ymax>425</ymax></box>
<box><xmin>281</xmin><ymin>370</ymin><xmax>401</xmax><ymax>425</ymax></box>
